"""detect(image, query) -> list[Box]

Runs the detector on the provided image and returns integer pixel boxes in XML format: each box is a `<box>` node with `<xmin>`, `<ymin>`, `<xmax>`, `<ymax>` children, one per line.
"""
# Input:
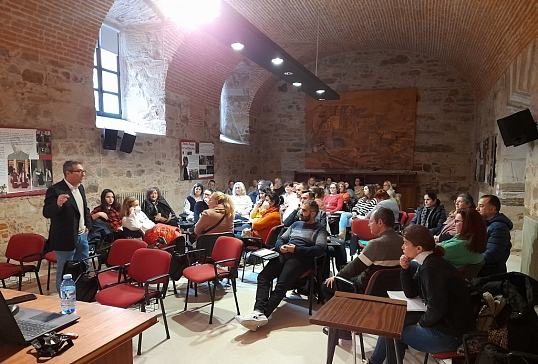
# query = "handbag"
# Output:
<box><xmin>62</xmin><ymin>260</ymin><xmax>98</xmax><ymax>303</ymax></box>
<box><xmin>169</xmin><ymin>253</ymin><xmax>188</xmax><ymax>281</ymax></box>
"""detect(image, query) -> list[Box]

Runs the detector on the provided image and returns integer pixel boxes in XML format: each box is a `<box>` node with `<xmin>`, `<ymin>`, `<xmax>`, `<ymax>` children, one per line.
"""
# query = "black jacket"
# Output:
<box><xmin>409</xmin><ymin>204</ymin><xmax>447</xmax><ymax>235</ymax></box>
<box><xmin>402</xmin><ymin>253</ymin><xmax>476</xmax><ymax>337</ymax></box>
<box><xmin>141</xmin><ymin>197</ymin><xmax>177</xmax><ymax>223</ymax></box>
<box><xmin>43</xmin><ymin>180</ymin><xmax>91</xmax><ymax>251</ymax></box>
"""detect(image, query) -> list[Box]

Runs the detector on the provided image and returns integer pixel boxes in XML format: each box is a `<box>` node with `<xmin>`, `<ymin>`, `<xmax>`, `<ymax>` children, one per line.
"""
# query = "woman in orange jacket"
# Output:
<box><xmin>251</xmin><ymin>191</ymin><xmax>283</xmax><ymax>242</ymax></box>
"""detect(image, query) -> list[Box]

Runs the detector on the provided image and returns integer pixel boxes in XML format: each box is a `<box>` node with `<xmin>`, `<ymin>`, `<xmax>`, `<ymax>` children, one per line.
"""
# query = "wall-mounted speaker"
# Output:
<box><xmin>102</xmin><ymin>129</ymin><xmax>118</xmax><ymax>150</ymax></box>
<box><xmin>119</xmin><ymin>132</ymin><xmax>136</xmax><ymax>153</ymax></box>
<box><xmin>497</xmin><ymin>108</ymin><xmax>538</xmax><ymax>147</ymax></box>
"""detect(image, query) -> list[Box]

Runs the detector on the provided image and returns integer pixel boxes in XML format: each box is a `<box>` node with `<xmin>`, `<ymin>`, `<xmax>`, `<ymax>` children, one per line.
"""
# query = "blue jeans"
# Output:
<box><xmin>370</xmin><ymin>323</ymin><xmax>461</xmax><ymax>364</ymax></box>
<box><xmin>55</xmin><ymin>233</ymin><xmax>89</xmax><ymax>292</ymax></box>
<box><xmin>339</xmin><ymin>212</ymin><xmax>353</xmax><ymax>229</ymax></box>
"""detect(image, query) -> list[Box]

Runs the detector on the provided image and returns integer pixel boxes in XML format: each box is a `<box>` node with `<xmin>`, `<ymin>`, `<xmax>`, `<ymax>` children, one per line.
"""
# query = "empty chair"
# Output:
<box><xmin>288</xmin><ymin>253</ymin><xmax>326</xmax><ymax>315</ymax></box>
<box><xmin>192</xmin><ymin>232</ymin><xmax>235</xmax><ymax>262</ymax></box>
<box><xmin>43</xmin><ymin>250</ymin><xmax>57</xmax><ymax>291</ymax></box>
<box><xmin>349</xmin><ymin>219</ymin><xmax>378</xmax><ymax>256</ymax></box>
<box><xmin>405</xmin><ymin>212</ymin><xmax>415</xmax><ymax>226</ymax></box>
<box><xmin>95</xmin><ymin>239</ymin><xmax>148</xmax><ymax>289</ymax></box>
<box><xmin>0</xmin><ymin>234</ymin><xmax>45</xmax><ymax>294</ymax></box>
<box><xmin>95</xmin><ymin>248</ymin><xmax>171</xmax><ymax>355</ymax></box>
<box><xmin>183</xmin><ymin>236</ymin><xmax>243</xmax><ymax>324</ymax></box>
<box><xmin>241</xmin><ymin>224</ymin><xmax>285</xmax><ymax>281</ymax></box>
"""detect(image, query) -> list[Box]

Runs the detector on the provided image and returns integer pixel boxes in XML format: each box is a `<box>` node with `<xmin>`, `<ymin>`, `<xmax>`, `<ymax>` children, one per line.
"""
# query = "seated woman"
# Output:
<box><xmin>307</xmin><ymin>177</ymin><xmax>317</xmax><ymax>189</ymax></box>
<box><xmin>141</xmin><ymin>187</ymin><xmax>179</xmax><ymax>226</ymax></box>
<box><xmin>311</xmin><ymin>186</ymin><xmax>325</xmax><ymax>211</ymax></box>
<box><xmin>194</xmin><ymin>191</ymin><xmax>234</xmax><ymax>236</ymax></box>
<box><xmin>366</xmin><ymin>189</ymin><xmax>399</xmax><ymax>221</ymax></box>
<box><xmin>382</xmin><ymin>180</ymin><xmax>401</xmax><ymax>210</ymax></box>
<box><xmin>249</xmin><ymin>188</ymin><xmax>269</xmax><ymax>220</ymax></box>
<box><xmin>323</xmin><ymin>183</ymin><xmax>344</xmax><ymax>214</ymax></box>
<box><xmin>437</xmin><ymin>208</ymin><xmax>487</xmax><ymax>269</ymax></box>
<box><xmin>337</xmin><ymin>182</ymin><xmax>351</xmax><ymax>211</ymax></box>
<box><xmin>193</xmin><ymin>189</ymin><xmax>212</xmax><ymax>223</ymax></box>
<box><xmin>250</xmin><ymin>191</ymin><xmax>283</xmax><ymax>242</ymax></box>
<box><xmin>336</xmin><ymin>184</ymin><xmax>377</xmax><ymax>240</ymax></box>
<box><xmin>230</xmin><ymin>181</ymin><xmax>253</xmax><ymax>221</ymax></box>
<box><xmin>409</xmin><ymin>193</ymin><xmax>447</xmax><ymax>235</ymax></box>
<box><xmin>90</xmin><ymin>189</ymin><xmax>122</xmax><ymax>242</ymax></box>
<box><xmin>369</xmin><ymin>225</ymin><xmax>476</xmax><ymax>364</ymax></box>
<box><xmin>182</xmin><ymin>183</ymin><xmax>204</xmax><ymax>222</ymax></box>
<box><xmin>121</xmin><ymin>197</ymin><xmax>155</xmax><ymax>238</ymax></box>
<box><xmin>435</xmin><ymin>193</ymin><xmax>475</xmax><ymax>243</ymax></box>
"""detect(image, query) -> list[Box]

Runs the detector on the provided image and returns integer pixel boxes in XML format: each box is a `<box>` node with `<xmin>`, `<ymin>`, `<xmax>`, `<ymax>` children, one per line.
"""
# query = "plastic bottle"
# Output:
<box><xmin>60</xmin><ymin>274</ymin><xmax>76</xmax><ymax>314</ymax></box>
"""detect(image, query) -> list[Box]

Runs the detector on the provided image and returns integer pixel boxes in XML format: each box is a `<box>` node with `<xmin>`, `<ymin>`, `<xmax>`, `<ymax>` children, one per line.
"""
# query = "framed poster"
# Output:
<box><xmin>180</xmin><ymin>140</ymin><xmax>214</xmax><ymax>180</ymax></box>
<box><xmin>0</xmin><ymin>127</ymin><xmax>52</xmax><ymax>197</ymax></box>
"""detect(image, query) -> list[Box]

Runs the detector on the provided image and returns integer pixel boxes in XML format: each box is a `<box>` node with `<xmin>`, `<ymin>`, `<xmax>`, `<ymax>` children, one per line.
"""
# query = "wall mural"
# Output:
<box><xmin>305</xmin><ymin>88</ymin><xmax>417</xmax><ymax>170</ymax></box>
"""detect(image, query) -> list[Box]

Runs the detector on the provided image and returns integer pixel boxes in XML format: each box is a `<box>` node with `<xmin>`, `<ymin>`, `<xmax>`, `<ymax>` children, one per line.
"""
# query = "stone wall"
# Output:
<box><xmin>252</xmin><ymin>49</ymin><xmax>476</xmax><ymax>207</ymax></box>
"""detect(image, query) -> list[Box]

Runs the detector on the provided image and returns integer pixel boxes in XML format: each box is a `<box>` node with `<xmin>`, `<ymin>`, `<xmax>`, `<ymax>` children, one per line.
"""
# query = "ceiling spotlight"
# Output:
<box><xmin>271</xmin><ymin>57</ymin><xmax>284</xmax><ymax>65</ymax></box>
<box><xmin>283</xmin><ymin>71</ymin><xmax>293</xmax><ymax>76</ymax></box>
<box><xmin>231</xmin><ymin>42</ymin><xmax>244</xmax><ymax>51</ymax></box>
<box><xmin>316</xmin><ymin>89</ymin><xmax>325</xmax><ymax>94</ymax></box>
<box><xmin>292</xmin><ymin>82</ymin><xmax>302</xmax><ymax>87</ymax></box>
<box><xmin>318</xmin><ymin>98</ymin><xmax>326</xmax><ymax>101</ymax></box>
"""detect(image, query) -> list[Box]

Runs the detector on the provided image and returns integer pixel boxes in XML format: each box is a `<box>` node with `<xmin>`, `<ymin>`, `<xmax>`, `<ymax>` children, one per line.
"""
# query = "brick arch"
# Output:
<box><xmin>0</xmin><ymin>0</ymin><xmax>114</xmax><ymax>67</ymax></box>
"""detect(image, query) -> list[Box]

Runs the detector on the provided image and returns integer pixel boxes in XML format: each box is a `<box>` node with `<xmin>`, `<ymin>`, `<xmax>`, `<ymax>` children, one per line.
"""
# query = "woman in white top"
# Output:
<box><xmin>121</xmin><ymin>197</ymin><xmax>155</xmax><ymax>237</ymax></box>
<box><xmin>230</xmin><ymin>181</ymin><xmax>253</xmax><ymax>220</ymax></box>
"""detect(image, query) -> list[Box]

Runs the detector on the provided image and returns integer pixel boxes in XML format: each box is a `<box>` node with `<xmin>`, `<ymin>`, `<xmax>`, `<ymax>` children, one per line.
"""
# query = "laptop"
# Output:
<box><xmin>0</xmin><ymin>291</ymin><xmax>80</xmax><ymax>345</ymax></box>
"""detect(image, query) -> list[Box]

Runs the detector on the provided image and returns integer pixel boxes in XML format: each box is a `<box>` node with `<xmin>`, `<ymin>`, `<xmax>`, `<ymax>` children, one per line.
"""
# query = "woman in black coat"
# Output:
<box><xmin>409</xmin><ymin>192</ymin><xmax>447</xmax><ymax>235</ymax></box>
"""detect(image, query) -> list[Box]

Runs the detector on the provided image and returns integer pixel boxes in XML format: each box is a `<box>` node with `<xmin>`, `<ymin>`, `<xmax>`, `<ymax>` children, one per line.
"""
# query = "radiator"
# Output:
<box><xmin>116</xmin><ymin>190</ymin><xmax>167</xmax><ymax>205</ymax></box>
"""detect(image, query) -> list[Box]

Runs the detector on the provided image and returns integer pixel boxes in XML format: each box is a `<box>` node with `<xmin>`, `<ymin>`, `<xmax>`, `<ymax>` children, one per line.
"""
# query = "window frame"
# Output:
<box><xmin>94</xmin><ymin>25</ymin><xmax>122</xmax><ymax>119</ymax></box>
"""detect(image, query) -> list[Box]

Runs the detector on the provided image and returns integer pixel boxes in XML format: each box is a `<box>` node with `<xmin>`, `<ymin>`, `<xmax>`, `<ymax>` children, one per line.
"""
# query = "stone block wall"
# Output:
<box><xmin>251</xmin><ymin>50</ymin><xmax>477</xmax><ymax>207</ymax></box>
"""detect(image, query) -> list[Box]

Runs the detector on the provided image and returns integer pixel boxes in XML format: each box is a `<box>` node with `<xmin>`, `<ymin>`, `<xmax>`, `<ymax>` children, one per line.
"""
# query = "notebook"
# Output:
<box><xmin>0</xmin><ymin>291</ymin><xmax>80</xmax><ymax>345</ymax></box>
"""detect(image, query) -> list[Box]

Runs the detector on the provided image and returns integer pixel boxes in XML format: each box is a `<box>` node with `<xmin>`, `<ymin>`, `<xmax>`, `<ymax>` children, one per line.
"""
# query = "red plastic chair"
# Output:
<box><xmin>183</xmin><ymin>236</ymin><xmax>243</xmax><ymax>324</ymax></box>
<box><xmin>95</xmin><ymin>248</ymin><xmax>171</xmax><ymax>355</ymax></box>
<box><xmin>95</xmin><ymin>239</ymin><xmax>148</xmax><ymax>290</ymax></box>
<box><xmin>0</xmin><ymin>234</ymin><xmax>45</xmax><ymax>294</ymax></box>
<box><xmin>405</xmin><ymin>212</ymin><xmax>415</xmax><ymax>226</ymax></box>
<box><xmin>241</xmin><ymin>224</ymin><xmax>285</xmax><ymax>281</ymax></box>
<box><xmin>43</xmin><ymin>251</ymin><xmax>57</xmax><ymax>291</ymax></box>
<box><xmin>351</xmin><ymin>219</ymin><xmax>377</xmax><ymax>248</ymax></box>
<box><xmin>398</xmin><ymin>211</ymin><xmax>408</xmax><ymax>225</ymax></box>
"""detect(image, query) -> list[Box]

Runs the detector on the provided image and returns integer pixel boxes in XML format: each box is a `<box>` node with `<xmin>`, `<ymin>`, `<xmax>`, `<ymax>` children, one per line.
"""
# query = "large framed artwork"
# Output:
<box><xmin>180</xmin><ymin>140</ymin><xmax>214</xmax><ymax>181</ymax></box>
<box><xmin>305</xmin><ymin>88</ymin><xmax>417</xmax><ymax>170</ymax></box>
<box><xmin>0</xmin><ymin>127</ymin><xmax>52</xmax><ymax>197</ymax></box>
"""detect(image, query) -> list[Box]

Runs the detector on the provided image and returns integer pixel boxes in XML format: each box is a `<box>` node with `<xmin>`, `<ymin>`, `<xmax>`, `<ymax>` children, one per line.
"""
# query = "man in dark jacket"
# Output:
<box><xmin>476</xmin><ymin>194</ymin><xmax>513</xmax><ymax>276</ymax></box>
<box><xmin>43</xmin><ymin>161</ymin><xmax>92</xmax><ymax>292</ymax></box>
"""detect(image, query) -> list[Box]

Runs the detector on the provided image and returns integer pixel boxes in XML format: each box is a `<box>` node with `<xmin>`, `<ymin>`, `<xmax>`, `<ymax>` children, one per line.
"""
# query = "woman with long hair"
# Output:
<box><xmin>368</xmin><ymin>225</ymin><xmax>476</xmax><ymax>364</ymax></box>
<box><xmin>435</xmin><ymin>193</ymin><xmax>475</xmax><ymax>243</ymax></box>
<box><xmin>323</xmin><ymin>182</ymin><xmax>344</xmax><ymax>214</ymax></box>
<box><xmin>142</xmin><ymin>186</ymin><xmax>179</xmax><ymax>226</ymax></box>
<box><xmin>121</xmin><ymin>197</ymin><xmax>155</xmax><ymax>237</ymax></box>
<box><xmin>409</xmin><ymin>192</ymin><xmax>447</xmax><ymax>235</ymax></box>
<box><xmin>337</xmin><ymin>182</ymin><xmax>351</xmax><ymax>211</ymax></box>
<box><xmin>90</xmin><ymin>189</ymin><xmax>122</xmax><ymax>239</ymax></box>
<box><xmin>437</xmin><ymin>208</ymin><xmax>487</xmax><ymax>269</ymax></box>
<box><xmin>182</xmin><ymin>183</ymin><xmax>204</xmax><ymax>222</ymax></box>
<box><xmin>335</xmin><ymin>184</ymin><xmax>377</xmax><ymax>240</ymax></box>
<box><xmin>194</xmin><ymin>191</ymin><xmax>235</xmax><ymax>236</ymax></box>
<box><xmin>251</xmin><ymin>191</ymin><xmax>283</xmax><ymax>242</ymax></box>
<box><xmin>311</xmin><ymin>186</ymin><xmax>325</xmax><ymax>211</ymax></box>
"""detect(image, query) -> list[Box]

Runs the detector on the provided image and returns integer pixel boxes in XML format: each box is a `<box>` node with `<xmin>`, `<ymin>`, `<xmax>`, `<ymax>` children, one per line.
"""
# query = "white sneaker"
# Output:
<box><xmin>235</xmin><ymin>311</ymin><xmax>268</xmax><ymax>331</ymax></box>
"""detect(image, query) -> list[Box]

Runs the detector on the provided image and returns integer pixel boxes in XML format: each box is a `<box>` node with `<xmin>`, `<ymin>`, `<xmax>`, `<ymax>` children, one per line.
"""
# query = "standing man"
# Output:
<box><xmin>476</xmin><ymin>195</ymin><xmax>513</xmax><ymax>276</ymax></box>
<box><xmin>235</xmin><ymin>200</ymin><xmax>327</xmax><ymax>331</ymax></box>
<box><xmin>43</xmin><ymin>161</ymin><xmax>91</xmax><ymax>292</ymax></box>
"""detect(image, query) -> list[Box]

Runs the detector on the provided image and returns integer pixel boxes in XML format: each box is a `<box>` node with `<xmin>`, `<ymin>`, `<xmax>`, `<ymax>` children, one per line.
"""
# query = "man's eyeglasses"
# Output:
<box><xmin>69</xmin><ymin>170</ymin><xmax>86</xmax><ymax>174</ymax></box>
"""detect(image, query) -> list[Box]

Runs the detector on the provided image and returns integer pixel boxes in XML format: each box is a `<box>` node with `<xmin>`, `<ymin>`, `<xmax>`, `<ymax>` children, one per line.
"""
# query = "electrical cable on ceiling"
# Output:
<box><xmin>315</xmin><ymin>14</ymin><xmax>320</xmax><ymax>76</ymax></box>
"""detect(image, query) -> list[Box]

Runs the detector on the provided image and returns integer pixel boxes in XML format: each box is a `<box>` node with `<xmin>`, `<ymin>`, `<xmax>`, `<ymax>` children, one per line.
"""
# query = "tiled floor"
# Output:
<box><xmin>5</xmin><ymin>252</ymin><xmax>523</xmax><ymax>364</ymax></box>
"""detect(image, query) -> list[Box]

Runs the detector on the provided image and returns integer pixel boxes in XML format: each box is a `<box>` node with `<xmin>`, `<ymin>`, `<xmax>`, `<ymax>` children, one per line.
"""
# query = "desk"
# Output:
<box><xmin>310</xmin><ymin>291</ymin><xmax>407</xmax><ymax>364</ymax></box>
<box><xmin>0</xmin><ymin>289</ymin><xmax>157</xmax><ymax>364</ymax></box>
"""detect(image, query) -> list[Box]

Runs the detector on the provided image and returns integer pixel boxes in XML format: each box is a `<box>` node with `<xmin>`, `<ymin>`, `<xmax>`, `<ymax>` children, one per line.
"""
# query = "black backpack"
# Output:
<box><xmin>62</xmin><ymin>260</ymin><xmax>99</xmax><ymax>303</ymax></box>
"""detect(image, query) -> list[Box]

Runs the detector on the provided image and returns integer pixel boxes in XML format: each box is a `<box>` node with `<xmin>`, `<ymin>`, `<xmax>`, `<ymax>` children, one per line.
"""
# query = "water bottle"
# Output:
<box><xmin>60</xmin><ymin>274</ymin><xmax>76</xmax><ymax>314</ymax></box>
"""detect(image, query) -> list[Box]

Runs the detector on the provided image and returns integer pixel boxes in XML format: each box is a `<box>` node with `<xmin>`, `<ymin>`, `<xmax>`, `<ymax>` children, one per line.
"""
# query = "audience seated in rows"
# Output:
<box><xmin>283</xmin><ymin>190</ymin><xmax>327</xmax><ymax>228</ymax></box>
<box><xmin>366</xmin><ymin>190</ymin><xmax>399</xmax><ymax>222</ymax></box>
<box><xmin>194</xmin><ymin>191</ymin><xmax>234</xmax><ymax>236</ymax></box>
<box><xmin>368</xmin><ymin>225</ymin><xmax>476</xmax><ymax>364</ymax></box>
<box><xmin>409</xmin><ymin>192</ymin><xmax>447</xmax><ymax>235</ymax></box>
<box><xmin>235</xmin><ymin>200</ymin><xmax>327</xmax><ymax>332</ymax></box>
<box><xmin>437</xmin><ymin>208</ymin><xmax>487</xmax><ymax>269</ymax></box>
<box><xmin>435</xmin><ymin>193</ymin><xmax>475</xmax><ymax>243</ymax></box>
<box><xmin>476</xmin><ymin>194</ymin><xmax>513</xmax><ymax>276</ymax></box>
<box><xmin>142</xmin><ymin>187</ymin><xmax>180</xmax><ymax>226</ymax></box>
<box><xmin>231</xmin><ymin>182</ymin><xmax>253</xmax><ymax>221</ymax></box>
<box><xmin>282</xmin><ymin>182</ymin><xmax>304</xmax><ymax>221</ymax></box>
<box><xmin>89</xmin><ymin>189</ymin><xmax>122</xmax><ymax>243</ymax></box>
<box><xmin>182</xmin><ymin>183</ymin><xmax>204</xmax><ymax>222</ymax></box>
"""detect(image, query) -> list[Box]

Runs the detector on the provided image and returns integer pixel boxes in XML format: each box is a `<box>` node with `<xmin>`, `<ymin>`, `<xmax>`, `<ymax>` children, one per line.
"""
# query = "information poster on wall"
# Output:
<box><xmin>180</xmin><ymin>140</ymin><xmax>214</xmax><ymax>180</ymax></box>
<box><xmin>0</xmin><ymin>127</ymin><xmax>53</xmax><ymax>197</ymax></box>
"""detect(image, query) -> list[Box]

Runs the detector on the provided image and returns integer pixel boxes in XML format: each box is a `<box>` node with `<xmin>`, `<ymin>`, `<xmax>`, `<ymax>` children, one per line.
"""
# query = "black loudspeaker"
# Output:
<box><xmin>119</xmin><ymin>132</ymin><xmax>136</xmax><ymax>153</ymax></box>
<box><xmin>497</xmin><ymin>109</ymin><xmax>538</xmax><ymax>147</ymax></box>
<box><xmin>102</xmin><ymin>129</ymin><xmax>118</xmax><ymax>150</ymax></box>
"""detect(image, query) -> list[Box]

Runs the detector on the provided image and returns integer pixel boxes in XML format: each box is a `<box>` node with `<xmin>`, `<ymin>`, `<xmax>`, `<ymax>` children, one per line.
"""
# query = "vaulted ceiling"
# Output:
<box><xmin>110</xmin><ymin>0</ymin><xmax>538</xmax><ymax>100</ymax></box>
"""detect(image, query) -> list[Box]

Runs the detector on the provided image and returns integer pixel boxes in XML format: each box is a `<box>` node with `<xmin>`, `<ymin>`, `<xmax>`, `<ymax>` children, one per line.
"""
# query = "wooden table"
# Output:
<box><xmin>0</xmin><ymin>289</ymin><xmax>157</xmax><ymax>364</ymax></box>
<box><xmin>310</xmin><ymin>291</ymin><xmax>407</xmax><ymax>364</ymax></box>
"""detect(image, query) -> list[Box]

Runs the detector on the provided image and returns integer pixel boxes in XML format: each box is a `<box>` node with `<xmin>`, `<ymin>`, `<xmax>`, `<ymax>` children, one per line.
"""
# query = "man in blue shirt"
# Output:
<box><xmin>235</xmin><ymin>200</ymin><xmax>327</xmax><ymax>331</ymax></box>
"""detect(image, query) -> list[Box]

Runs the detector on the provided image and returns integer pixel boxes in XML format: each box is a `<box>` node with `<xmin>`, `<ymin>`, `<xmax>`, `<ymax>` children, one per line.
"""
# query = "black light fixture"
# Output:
<box><xmin>201</xmin><ymin>1</ymin><xmax>339</xmax><ymax>101</ymax></box>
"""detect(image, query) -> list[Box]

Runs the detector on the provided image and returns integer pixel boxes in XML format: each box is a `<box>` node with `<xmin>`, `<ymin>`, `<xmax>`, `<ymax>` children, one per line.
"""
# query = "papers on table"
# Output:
<box><xmin>251</xmin><ymin>248</ymin><xmax>279</xmax><ymax>260</ymax></box>
<box><xmin>387</xmin><ymin>291</ymin><xmax>427</xmax><ymax>312</ymax></box>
